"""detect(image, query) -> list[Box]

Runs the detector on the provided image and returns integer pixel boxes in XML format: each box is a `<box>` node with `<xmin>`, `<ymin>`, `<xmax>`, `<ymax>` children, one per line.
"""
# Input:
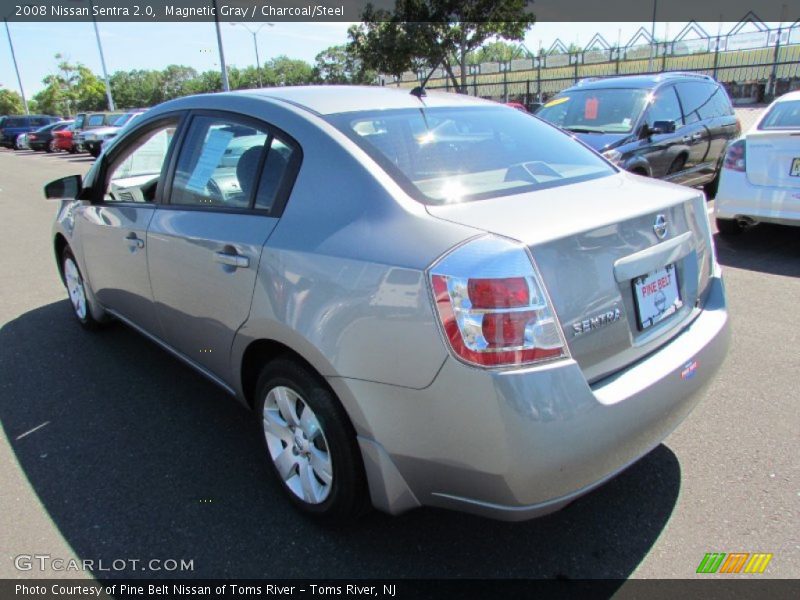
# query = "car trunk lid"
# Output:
<box><xmin>745</xmin><ymin>130</ymin><xmax>800</xmax><ymax>188</ymax></box>
<box><xmin>426</xmin><ymin>173</ymin><xmax>713</xmax><ymax>382</ymax></box>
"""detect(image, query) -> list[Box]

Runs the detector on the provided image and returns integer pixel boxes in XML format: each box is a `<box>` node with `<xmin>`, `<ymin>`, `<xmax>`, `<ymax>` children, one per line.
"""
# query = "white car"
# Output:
<box><xmin>715</xmin><ymin>90</ymin><xmax>800</xmax><ymax>235</ymax></box>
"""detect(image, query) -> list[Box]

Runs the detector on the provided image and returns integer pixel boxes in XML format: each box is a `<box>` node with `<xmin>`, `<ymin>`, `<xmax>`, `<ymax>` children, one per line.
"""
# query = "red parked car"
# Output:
<box><xmin>52</xmin><ymin>124</ymin><xmax>77</xmax><ymax>153</ymax></box>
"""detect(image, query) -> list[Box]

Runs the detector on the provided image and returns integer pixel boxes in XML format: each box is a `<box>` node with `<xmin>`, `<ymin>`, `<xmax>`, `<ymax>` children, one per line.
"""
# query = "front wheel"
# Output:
<box><xmin>62</xmin><ymin>248</ymin><xmax>101</xmax><ymax>329</ymax></box>
<box><xmin>256</xmin><ymin>359</ymin><xmax>368</xmax><ymax>521</ymax></box>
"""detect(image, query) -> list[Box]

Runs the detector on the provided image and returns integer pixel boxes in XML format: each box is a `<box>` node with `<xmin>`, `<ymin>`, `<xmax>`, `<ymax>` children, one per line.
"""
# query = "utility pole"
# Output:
<box><xmin>648</xmin><ymin>0</ymin><xmax>658</xmax><ymax>72</ymax></box>
<box><xmin>230</xmin><ymin>22</ymin><xmax>273</xmax><ymax>88</ymax></box>
<box><xmin>85</xmin><ymin>1</ymin><xmax>115</xmax><ymax>110</ymax></box>
<box><xmin>212</xmin><ymin>0</ymin><xmax>230</xmax><ymax>91</ymax></box>
<box><xmin>3</xmin><ymin>19</ymin><xmax>29</xmax><ymax>114</ymax></box>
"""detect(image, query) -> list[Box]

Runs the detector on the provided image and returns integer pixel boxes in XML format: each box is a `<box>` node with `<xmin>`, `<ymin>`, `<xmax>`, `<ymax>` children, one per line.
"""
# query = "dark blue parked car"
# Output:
<box><xmin>536</xmin><ymin>73</ymin><xmax>740</xmax><ymax>197</ymax></box>
<box><xmin>0</xmin><ymin>115</ymin><xmax>61</xmax><ymax>149</ymax></box>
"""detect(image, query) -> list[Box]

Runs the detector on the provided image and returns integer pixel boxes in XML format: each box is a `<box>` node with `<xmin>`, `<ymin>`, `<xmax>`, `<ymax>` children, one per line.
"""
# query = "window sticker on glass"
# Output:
<box><xmin>185</xmin><ymin>129</ymin><xmax>234</xmax><ymax>193</ymax></box>
<box><xmin>544</xmin><ymin>96</ymin><xmax>569</xmax><ymax>108</ymax></box>
<box><xmin>584</xmin><ymin>97</ymin><xmax>599</xmax><ymax>120</ymax></box>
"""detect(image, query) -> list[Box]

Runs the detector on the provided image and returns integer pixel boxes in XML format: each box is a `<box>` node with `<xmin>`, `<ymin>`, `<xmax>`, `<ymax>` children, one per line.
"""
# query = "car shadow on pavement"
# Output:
<box><xmin>714</xmin><ymin>223</ymin><xmax>800</xmax><ymax>278</ymax></box>
<box><xmin>1</xmin><ymin>300</ymin><xmax>681</xmax><ymax>581</ymax></box>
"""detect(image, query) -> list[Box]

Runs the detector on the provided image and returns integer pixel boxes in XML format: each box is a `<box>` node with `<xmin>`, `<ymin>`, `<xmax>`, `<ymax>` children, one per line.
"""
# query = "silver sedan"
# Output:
<box><xmin>46</xmin><ymin>86</ymin><xmax>730</xmax><ymax>521</ymax></box>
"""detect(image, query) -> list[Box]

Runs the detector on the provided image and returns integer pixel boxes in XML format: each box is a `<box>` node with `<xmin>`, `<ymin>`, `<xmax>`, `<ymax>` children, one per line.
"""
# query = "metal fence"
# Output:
<box><xmin>390</xmin><ymin>17</ymin><xmax>800</xmax><ymax>106</ymax></box>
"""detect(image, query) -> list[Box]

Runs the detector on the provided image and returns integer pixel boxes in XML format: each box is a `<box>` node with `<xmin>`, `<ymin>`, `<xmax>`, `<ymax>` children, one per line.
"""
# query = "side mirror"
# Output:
<box><xmin>650</xmin><ymin>120</ymin><xmax>676</xmax><ymax>135</ymax></box>
<box><xmin>44</xmin><ymin>175</ymin><xmax>82</xmax><ymax>200</ymax></box>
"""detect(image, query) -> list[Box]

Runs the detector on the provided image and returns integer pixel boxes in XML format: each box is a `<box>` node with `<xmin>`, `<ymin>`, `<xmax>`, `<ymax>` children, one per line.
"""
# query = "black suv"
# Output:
<box><xmin>536</xmin><ymin>73</ymin><xmax>740</xmax><ymax>197</ymax></box>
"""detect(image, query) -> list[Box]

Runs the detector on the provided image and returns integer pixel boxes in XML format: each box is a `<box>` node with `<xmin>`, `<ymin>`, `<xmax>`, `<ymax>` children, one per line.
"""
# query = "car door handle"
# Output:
<box><xmin>691</xmin><ymin>132</ymin><xmax>703</xmax><ymax>141</ymax></box>
<box><xmin>214</xmin><ymin>251</ymin><xmax>249</xmax><ymax>269</ymax></box>
<box><xmin>124</xmin><ymin>232</ymin><xmax>144</xmax><ymax>249</ymax></box>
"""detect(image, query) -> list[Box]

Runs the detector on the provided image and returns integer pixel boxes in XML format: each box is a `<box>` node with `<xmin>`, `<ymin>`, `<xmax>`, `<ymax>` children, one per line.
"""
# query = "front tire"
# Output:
<box><xmin>62</xmin><ymin>248</ymin><xmax>101</xmax><ymax>330</ymax></box>
<box><xmin>715</xmin><ymin>217</ymin><xmax>745</xmax><ymax>237</ymax></box>
<box><xmin>255</xmin><ymin>359</ymin><xmax>368</xmax><ymax>521</ymax></box>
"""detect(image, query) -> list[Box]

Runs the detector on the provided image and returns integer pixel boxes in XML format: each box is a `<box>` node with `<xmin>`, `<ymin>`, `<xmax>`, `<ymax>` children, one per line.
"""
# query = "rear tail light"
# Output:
<box><xmin>723</xmin><ymin>139</ymin><xmax>746</xmax><ymax>172</ymax></box>
<box><xmin>28</xmin><ymin>134</ymin><xmax>37</xmax><ymax>140</ymax></box>
<box><xmin>428</xmin><ymin>236</ymin><xmax>569</xmax><ymax>368</ymax></box>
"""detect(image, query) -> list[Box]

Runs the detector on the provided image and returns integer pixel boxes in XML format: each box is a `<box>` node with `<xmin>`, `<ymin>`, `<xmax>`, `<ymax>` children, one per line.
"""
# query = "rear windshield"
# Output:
<box><xmin>327</xmin><ymin>106</ymin><xmax>614</xmax><ymax>205</ymax></box>
<box><xmin>758</xmin><ymin>100</ymin><xmax>800</xmax><ymax>130</ymax></box>
<box><xmin>536</xmin><ymin>89</ymin><xmax>649</xmax><ymax>134</ymax></box>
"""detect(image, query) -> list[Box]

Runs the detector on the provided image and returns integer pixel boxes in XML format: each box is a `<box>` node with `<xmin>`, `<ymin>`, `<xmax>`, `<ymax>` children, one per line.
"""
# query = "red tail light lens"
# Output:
<box><xmin>723</xmin><ymin>140</ymin><xmax>746</xmax><ymax>172</ymax></box>
<box><xmin>429</xmin><ymin>236</ymin><xmax>568</xmax><ymax>368</ymax></box>
<box><xmin>28</xmin><ymin>134</ymin><xmax>37</xmax><ymax>140</ymax></box>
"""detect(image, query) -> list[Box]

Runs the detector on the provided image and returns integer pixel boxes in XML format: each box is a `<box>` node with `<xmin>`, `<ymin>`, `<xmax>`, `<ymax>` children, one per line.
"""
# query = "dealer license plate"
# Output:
<box><xmin>633</xmin><ymin>264</ymin><xmax>682</xmax><ymax>330</ymax></box>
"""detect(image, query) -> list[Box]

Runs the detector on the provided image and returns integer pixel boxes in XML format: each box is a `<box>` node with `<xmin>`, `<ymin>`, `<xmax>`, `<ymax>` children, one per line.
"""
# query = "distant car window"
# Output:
<box><xmin>104</xmin><ymin>113</ymin><xmax>124</xmax><ymax>125</ymax></box>
<box><xmin>536</xmin><ymin>89</ymin><xmax>649</xmax><ymax>133</ymax></box>
<box><xmin>5</xmin><ymin>118</ymin><xmax>24</xmax><ymax>127</ymax></box>
<box><xmin>104</xmin><ymin>122</ymin><xmax>177</xmax><ymax>203</ymax></box>
<box><xmin>253</xmin><ymin>136</ymin><xmax>296</xmax><ymax>212</ymax></box>
<box><xmin>646</xmin><ymin>86</ymin><xmax>683</xmax><ymax>128</ymax></box>
<box><xmin>74</xmin><ymin>115</ymin><xmax>86</xmax><ymax>129</ymax></box>
<box><xmin>171</xmin><ymin>116</ymin><xmax>269</xmax><ymax>209</ymax></box>
<box><xmin>329</xmin><ymin>106</ymin><xmax>615</xmax><ymax>205</ymax></box>
<box><xmin>87</xmin><ymin>114</ymin><xmax>105</xmax><ymax>127</ymax></box>
<box><xmin>758</xmin><ymin>100</ymin><xmax>800</xmax><ymax>129</ymax></box>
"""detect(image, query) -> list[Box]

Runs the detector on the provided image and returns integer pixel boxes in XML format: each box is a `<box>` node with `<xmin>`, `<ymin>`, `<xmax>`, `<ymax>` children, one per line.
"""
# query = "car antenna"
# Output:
<box><xmin>410</xmin><ymin>55</ymin><xmax>447</xmax><ymax>99</ymax></box>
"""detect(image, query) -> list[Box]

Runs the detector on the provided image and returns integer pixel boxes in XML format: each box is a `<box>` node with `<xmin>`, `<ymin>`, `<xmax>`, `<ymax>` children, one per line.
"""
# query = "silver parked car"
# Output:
<box><xmin>47</xmin><ymin>86</ymin><xmax>730</xmax><ymax>521</ymax></box>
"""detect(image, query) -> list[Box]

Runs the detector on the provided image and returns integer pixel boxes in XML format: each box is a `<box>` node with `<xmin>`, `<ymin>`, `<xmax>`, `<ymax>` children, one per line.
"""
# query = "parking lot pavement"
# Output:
<box><xmin>0</xmin><ymin>147</ymin><xmax>798</xmax><ymax>583</ymax></box>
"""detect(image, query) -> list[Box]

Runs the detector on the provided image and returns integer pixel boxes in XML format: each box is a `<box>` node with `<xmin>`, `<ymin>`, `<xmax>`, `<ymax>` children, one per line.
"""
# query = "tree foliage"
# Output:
<box><xmin>32</xmin><ymin>55</ymin><xmax>108</xmax><ymax>116</ymax></box>
<box><xmin>0</xmin><ymin>89</ymin><xmax>25</xmax><ymax>114</ymax></box>
<box><xmin>314</xmin><ymin>43</ymin><xmax>377</xmax><ymax>84</ymax></box>
<box><xmin>348</xmin><ymin>0</ymin><xmax>535</xmax><ymax>91</ymax></box>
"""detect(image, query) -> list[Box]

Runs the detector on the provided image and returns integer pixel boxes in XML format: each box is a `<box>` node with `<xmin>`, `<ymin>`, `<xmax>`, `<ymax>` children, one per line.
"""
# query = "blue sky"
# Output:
<box><xmin>1</xmin><ymin>21</ymin><xmax>778</xmax><ymax>99</ymax></box>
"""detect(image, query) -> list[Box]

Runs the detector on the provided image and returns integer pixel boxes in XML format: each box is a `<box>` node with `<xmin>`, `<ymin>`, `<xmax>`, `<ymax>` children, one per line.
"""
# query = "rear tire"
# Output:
<box><xmin>46</xmin><ymin>140</ymin><xmax>56</xmax><ymax>153</ymax></box>
<box><xmin>255</xmin><ymin>358</ymin><xmax>368</xmax><ymax>522</ymax></box>
<box><xmin>715</xmin><ymin>217</ymin><xmax>745</xmax><ymax>237</ymax></box>
<box><xmin>61</xmin><ymin>247</ymin><xmax>102</xmax><ymax>330</ymax></box>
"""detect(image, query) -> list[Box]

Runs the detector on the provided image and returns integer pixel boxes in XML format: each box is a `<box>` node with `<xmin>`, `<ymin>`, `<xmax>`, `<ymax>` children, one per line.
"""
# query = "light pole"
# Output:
<box><xmin>3</xmin><ymin>18</ymin><xmax>29</xmax><ymax>114</ymax></box>
<box><xmin>230</xmin><ymin>22</ymin><xmax>274</xmax><ymax>88</ymax></box>
<box><xmin>89</xmin><ymin>1</ymin><xmax>115</xmax><ymax>110</ymax></box>
<box><xmin>211</xmin><ymin>0</ymin><xmax>230</xmax><ymax>91</ymax></box>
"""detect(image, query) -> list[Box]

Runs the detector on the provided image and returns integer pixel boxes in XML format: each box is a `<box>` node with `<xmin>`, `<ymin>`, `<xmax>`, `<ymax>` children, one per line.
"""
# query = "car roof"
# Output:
<box><xmin>233</xmin><ymin>85</ymin><xmax>495</xmax><ymax>115</ymax></box>
<box><xmin>774</xmin><ymin>90</ymin><xmax>800</xmax><ymax>103</ymax></box>
<box><xmin>562</xmin><ymin>73</ymin><xmax>716</xmax><ymax>92</ymax></box>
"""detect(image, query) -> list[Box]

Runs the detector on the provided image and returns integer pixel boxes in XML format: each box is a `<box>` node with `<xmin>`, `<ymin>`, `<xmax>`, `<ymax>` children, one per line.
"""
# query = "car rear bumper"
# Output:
<box><xmin>331</xmin><ymin>275</ymin><xmax>729</xmax><ymax>521</ymax></box>
<box><xmin>715</xmin><ymin>169</ymin><xmax>800</xmax><ymax>225</ymax></box>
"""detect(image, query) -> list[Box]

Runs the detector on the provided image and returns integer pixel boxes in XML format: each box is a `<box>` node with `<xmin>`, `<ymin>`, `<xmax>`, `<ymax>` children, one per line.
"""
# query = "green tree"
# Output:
<box><xmin>468</xmin><ymin>40</ymin><xmax>521</xmax><ymax>64</ymax></box>
<box><xmin>32</xmin><ymin>55</ymin><xmax>108</xmax><ymax>116</ymax></box>
<box><xmin>348</xmin><ymin>0</ymin><xmax>536</xmax><ymax>92</ymax></box>
<box><xmin>314</xmin><ymin>44</ymin><xmax>377</xmax><ymax>84</ymax></box>
<box><xmin>0</xmin><ymin>88</ymin><xmax>25</xmax><ymax>114</ymax></box>
<box><xmin>263</xmin><ymin>56</ymin><xmax>316</xmax><ymax>86</ymax></box>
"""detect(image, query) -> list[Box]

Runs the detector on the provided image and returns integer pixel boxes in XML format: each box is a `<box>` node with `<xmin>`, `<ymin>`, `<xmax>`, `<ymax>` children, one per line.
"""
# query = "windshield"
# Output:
<box><xmin>536</xmin><ymin>89</ymin><xmax>649</xmax><ymax>134</ymax></box>
<box><xmin>758</xmin><ymin>100</ymin><xmax>800</xmax><ymax>130</ymax></box>
<box><xmin>328</xmin><ymin>106</ymin><xmax>615</xmax><ymax>205</ymax></box>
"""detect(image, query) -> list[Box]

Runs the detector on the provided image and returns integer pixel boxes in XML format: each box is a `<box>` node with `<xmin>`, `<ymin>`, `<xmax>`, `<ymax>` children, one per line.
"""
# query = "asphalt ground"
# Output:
<box><xmin>0</xmin><ymin>142</ymin><xmax>797</xmax><ymax>585</ymax></box>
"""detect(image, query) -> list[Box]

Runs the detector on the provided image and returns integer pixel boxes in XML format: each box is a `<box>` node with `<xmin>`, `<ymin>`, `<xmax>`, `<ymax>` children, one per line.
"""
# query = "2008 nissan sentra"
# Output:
<box><xmin>46</xmin><ymin>86</ymin><xmax>730</xmax><ymax>522</ymax></box>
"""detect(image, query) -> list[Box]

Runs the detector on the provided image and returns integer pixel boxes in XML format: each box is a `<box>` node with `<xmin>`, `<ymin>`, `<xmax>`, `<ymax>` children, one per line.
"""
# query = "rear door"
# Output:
<box><xmin>674</xmin><ymin>82</ymin><xmax>715</xmax><ymax>182</ymax></box>
<box><xmin>147</xmin><ymin>111</ymin><xmax>301</xmax><ymax>382</ymax></box>
<box><xmin>76</xmin><ymin>116</ymin><xmax>182</xmax><ymax>336</ymax></box>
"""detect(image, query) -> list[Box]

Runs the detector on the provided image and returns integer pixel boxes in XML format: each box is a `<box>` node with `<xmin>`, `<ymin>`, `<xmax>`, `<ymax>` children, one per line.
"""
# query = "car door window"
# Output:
<box><xmin>646</xmin><ymin>87</ymin><xmax>683</xmax><ymax>129</ymax></box>
<box><xmin>676</xmin><ymin>82</ymin><xmax>715</xmax><ymax>125</ymax></box>
<box><xmin>104</xmin><ymin>122</ymin><xmax>177</xmax><ymax>203</ymax></box>
<box><xmin>253</xmin><ymin>136</ymin><xmax>297</xmax><ymax>212</ymax></box>
<box><xmin>171</xmin><ymin>115</ymin><xmax>298</xmax><ymax>212</ymax></box>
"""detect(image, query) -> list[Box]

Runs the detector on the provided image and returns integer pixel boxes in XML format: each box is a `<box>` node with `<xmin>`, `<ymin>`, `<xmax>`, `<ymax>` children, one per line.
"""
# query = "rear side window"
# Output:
<box><xmin>329</xmin><ymin>106</ymin><xmax>615</xmax><ymax>205</ymax></box>
<box><xmin>5</xmin><ymin>118</ymin><xmax>24</xmax><ymax>127</ymax></box>
<box><xmin>758</xmin><ymin>100</ymin><xmax>800</xmax><ymax>129</ymax></box>
<box><xmin>87</xmin><ymin>114</ymin><xmax>105</xmax><ymax>127</ymax></box>
<box><xmin>171</xmin><ymin>115</ymin><xmax>297</xmax><ymax>212</ymax></box>
<box><xmin>676</xmin><ymin>82</ymin><xmax>731</xmax><ymax>123</ymax></box>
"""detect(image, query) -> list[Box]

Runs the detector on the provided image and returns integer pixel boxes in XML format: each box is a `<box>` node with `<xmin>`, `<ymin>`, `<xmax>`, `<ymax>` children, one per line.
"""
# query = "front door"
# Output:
<box><xmin>77</xmin><ymin>118</ymin><xmax>180</xmax><ymax>336</ymax></box>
